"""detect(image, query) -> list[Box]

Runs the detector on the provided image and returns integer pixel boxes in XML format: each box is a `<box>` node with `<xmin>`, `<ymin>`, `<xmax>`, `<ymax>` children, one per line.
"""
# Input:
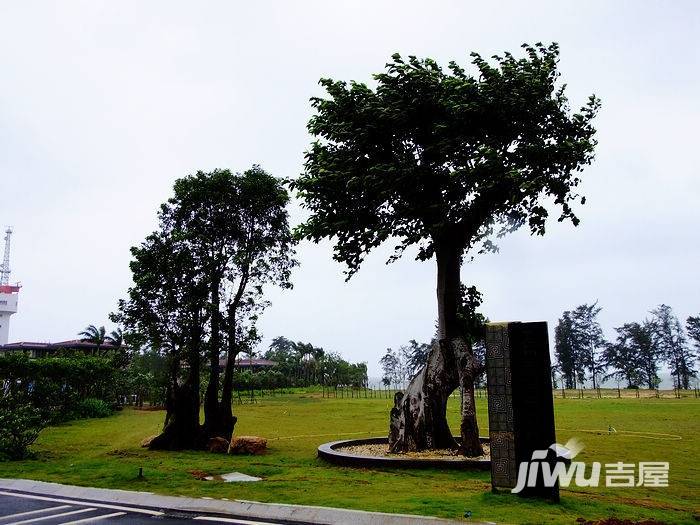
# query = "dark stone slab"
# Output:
<box><xmin>485</xmin><ymin>321</ymin><xmax>559</xmax><ymax>500</ymax></box>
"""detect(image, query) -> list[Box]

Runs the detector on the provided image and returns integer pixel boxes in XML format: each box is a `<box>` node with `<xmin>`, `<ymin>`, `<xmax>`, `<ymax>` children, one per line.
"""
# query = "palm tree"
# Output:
<box><xmin>79</xmin><ymin>324</ymin><xmax>106</xmax><ymax>354</ymax></box>
<box><xmin>106</xmin><ymin>328</ymin><xmax>123</xmax><ymax>348</ymax></box>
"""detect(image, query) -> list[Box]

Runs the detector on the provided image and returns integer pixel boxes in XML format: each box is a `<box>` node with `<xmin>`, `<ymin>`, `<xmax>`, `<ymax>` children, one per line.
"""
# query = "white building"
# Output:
<box><xmin>0</xmin><ymin>284</ymin><xmax>19</xmax><ymax>345</ymax></box>
<box><xmin>0</xmin><ymin>228</ymin><xmax>18</xmax><ymax>345</ymax></box>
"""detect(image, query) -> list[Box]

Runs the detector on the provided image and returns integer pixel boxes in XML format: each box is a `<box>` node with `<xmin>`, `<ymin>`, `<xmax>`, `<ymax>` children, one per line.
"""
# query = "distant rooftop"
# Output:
<box><xmin>0</xmin><ymin>340</ymin><xmax>121</xmax><ymax>352</ymax></box>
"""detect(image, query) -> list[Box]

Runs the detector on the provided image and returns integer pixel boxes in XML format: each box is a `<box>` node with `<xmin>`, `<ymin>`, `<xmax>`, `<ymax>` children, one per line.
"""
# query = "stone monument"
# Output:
<box><xmin>485</xmin><ymin>321</ymin><xmax>559</xmax><ymax>500</ymax></box>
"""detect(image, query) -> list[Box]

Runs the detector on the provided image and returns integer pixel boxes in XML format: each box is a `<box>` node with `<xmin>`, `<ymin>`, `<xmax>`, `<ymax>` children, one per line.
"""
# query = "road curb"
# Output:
<box><xmin>0</xmin><ymin>479</ymin><xmax>480</xmax><ymax>525</ymax></box>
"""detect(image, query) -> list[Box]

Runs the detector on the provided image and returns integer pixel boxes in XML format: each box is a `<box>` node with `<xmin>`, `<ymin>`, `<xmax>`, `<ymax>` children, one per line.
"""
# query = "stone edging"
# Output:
<box><xmin>317</xmin><ymin>436</ymin><xmax>491</xmax><ymax>470</ymax></box>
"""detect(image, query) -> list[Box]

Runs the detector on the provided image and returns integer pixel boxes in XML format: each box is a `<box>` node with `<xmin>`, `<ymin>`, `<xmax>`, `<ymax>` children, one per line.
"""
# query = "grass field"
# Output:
<box><xmin>0</xmin><ymin>393</ymin><xmax>697</xmax><ymax>524</ymax></box>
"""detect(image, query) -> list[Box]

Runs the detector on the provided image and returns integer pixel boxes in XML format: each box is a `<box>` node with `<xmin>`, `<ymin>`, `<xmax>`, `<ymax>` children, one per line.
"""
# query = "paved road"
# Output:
<box><xmin>0</xmin><ymin>491</ymin><xmax>295</xmax><ymax>525</ymax></box>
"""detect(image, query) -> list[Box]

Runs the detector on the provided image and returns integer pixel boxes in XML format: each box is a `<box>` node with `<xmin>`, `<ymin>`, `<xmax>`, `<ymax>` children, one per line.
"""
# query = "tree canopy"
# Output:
<box><xmin>292</xmin><ymin>43</ymin><xmax>600</xmax><ymax>276</ymax></box>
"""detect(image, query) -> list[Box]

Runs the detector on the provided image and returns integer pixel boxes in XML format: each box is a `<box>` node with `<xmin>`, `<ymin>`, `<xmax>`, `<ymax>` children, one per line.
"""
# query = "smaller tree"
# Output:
<box><xmin>379</xmin><ymin>349</ymin><xmax>400</xmax><ymax>387</ymax></box>
<box><xmin>0</xmin><ymin>393</ymin><xmax>46</xmax><ymax>460</ymax></box>
<box><xmin>456</xmin><ymin>285</ymin><xmax>488</xmax><ymax>386</ymax></box>
<box><xmin>79</xmin><ymin>325</ymin><xmax>107</xmax><ymax>354</ymax></box>
<box><xmin>571</xmin><ymin>303</ymin><xmax>607</xmax><ymax>389</ymax></box>
<box><xmin>405</xmin><ymin>340</ymin><xmax>431</xmax><ymax>378</ymax></box>
<box><xmin>554</xmin><ymin>311</ymin><xmax>578</xmax><ymax>389</ymax></box>
<box><xmin>686</xmin><ymin>315</ymin><xmax>700</xmax><ymax>359</ymax></box>
<box><xmin>604</xmin><ymin>323</ymin><xmax>651</xmax><ymax>388</ymax></box>
<box><xmin>651</xmin><ymin>305</ymin><xmax>697</xmax><ymax>390</ymax></box>
<box><xmin>106</xmin><ymin>328</ymin><xmax>123</xmax><ymax>348</ymax></box>
<box><xmin>633</xmin><ymin>320</ymin><xmax>660</xmax><ymax>390</ymax></box>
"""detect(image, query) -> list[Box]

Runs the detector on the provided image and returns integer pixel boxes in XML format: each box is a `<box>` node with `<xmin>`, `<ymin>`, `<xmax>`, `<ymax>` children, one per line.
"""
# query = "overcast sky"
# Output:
<box><xmin>1</xmin><ymin>1</ymin><xmax>698</xmax><ymax>381</ymax></box>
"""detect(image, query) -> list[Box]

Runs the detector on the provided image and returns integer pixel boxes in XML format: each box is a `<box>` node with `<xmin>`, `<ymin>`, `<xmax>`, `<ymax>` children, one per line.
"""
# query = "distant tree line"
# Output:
<box><xmin>263</xmin><ymin>336</ymin><xmax>368</xmax><ymax>388</ymax></box>
<box><xmin>554</xmin><ymin>303</ymin><xmax>699</xmax><ymax>390</ymax></box>
<box><xmin>124</xmin><ymin>334</ymin><xmax>369</xmax><ymax>404</ymax></box>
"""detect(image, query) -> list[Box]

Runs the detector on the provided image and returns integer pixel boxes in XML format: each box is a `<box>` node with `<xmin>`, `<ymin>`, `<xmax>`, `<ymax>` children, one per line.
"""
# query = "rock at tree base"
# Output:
<box><xmin>140</xmin><ymin>435</ymin><xmax>158</xmax><ymax>448</ymax></box>
<box><xmin>207</xmin><ymin>437</ymin><xmax>230</xmax><ymax>453</ymax></box>
<box><xmin>228</xmin><ymin>436</ymin><xmax>267</xmax><ymax>455</ymax></box>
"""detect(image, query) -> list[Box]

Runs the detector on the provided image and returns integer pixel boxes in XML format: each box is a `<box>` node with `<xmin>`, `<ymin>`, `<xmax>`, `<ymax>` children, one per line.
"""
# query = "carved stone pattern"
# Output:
<box><xmin>485</xmin><ymin>325</ymin><xmax>516</xmax><ymax>488</ymax></box>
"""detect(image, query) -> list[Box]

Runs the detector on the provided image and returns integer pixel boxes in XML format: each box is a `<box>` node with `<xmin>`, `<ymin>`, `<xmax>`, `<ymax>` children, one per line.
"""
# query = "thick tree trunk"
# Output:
<box><xmin>149</xmin><ymin>376</ymin><xmax>203</xmax><ymax>450</ymax></box>
<box><xmin>203</xmin><ymin>277</ymin><xmax>222</xmax><ymax>438</ymax></box>
<box><xmin>388</xmin><ymin>241</ymin><xmax>483</xmax><ymax>456</ymax></box>
<box><xmin>215</xmin><ymin>304</ymin><xmax>239</xmax><ymax>440</ymax></box>
<box><xmin>453</xmin><ymin>338</ymin><xmax>483</xmax><ymax>456</ymax></box>
<box><xmin>435</xmin><ymin>243</ymin><xmax>461</xmax><ymax>341</ymax></box>
<box><xmin>389</xmin><ymin>339</ymin><xmax>458</xmax><ymax>452</ymax></box>
<box><xmin>150</xmin><ymin>328</ymin><xmax>205</xmax><ymax>450</ymax></box>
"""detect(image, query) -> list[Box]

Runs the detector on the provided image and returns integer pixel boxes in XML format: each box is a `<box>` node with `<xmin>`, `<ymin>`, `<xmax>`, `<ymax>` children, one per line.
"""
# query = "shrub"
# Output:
<box><xmin>0</xmin><ymin>393</ymin><xmax>46</xmax><ymax>460</ymax></box>
<box><xmin>72</xmin><ymin>398</ymin><xmax>113</xmax><ymax>419</ymax></box>
<box><xmin>0</xmin><ymin>353</ymin><xmax>121</xmax><ymax>422</ymax></box>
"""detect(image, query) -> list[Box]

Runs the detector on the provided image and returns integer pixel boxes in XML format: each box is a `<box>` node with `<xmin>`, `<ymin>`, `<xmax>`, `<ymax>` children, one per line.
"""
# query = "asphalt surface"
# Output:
<box><xmin>0</xmin><ymin>491</ymin><xmax>298</xmax><ymax>525</ymax></box>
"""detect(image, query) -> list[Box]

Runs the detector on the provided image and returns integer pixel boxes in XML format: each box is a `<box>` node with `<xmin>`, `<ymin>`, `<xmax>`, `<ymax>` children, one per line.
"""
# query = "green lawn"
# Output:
<box><xmin>1</xmin><ymin>394</ymin><xmax>697</xmax><ymax>524</ymax></box>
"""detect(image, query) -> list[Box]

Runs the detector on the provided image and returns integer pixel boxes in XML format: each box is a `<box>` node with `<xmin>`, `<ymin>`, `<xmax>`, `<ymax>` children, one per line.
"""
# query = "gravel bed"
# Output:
<box><xmin>338</xmin><ymin>443</ymin><xmax>490</xmax><ymax>460</ymax></box>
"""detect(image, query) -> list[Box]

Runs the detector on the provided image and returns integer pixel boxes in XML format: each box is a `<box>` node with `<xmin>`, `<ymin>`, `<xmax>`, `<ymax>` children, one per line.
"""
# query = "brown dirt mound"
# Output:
<box><xmin>188</xmin><ymin>470</ymin><xmax>209</xmax><ymax>481</ymax></box>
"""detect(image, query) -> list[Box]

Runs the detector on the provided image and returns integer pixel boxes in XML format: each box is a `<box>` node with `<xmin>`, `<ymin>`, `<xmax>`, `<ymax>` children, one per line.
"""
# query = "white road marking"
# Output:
<box><xmin>0</xmin><ymin>505</ymin><xmax>72</xmax><ymax>521</ymax></box>
<box><xmin>58</xmin><ymin>511</ymin><xmax>127</xmax><ymax>524</ymax></box>
<box><xmin>6</xmin><ymin>508</ymin><xmax>95</xmax><ymax>525</ymax></box>
<box><xmin>0</xmin><ymin>492</ymin><xmax>163</xmax><ymax>516</ymax></box>
<box><xmin>194</xmin><ymin>516</ymin><xmax>278</xmax><ymax>525</ymax></box>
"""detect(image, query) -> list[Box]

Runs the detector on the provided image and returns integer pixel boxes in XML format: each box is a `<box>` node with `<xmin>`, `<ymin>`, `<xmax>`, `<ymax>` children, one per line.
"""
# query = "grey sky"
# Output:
<box><xmin>1</xmin><ymin>1</ymin><xmax>698</xmax><ymax>380</ymax></box>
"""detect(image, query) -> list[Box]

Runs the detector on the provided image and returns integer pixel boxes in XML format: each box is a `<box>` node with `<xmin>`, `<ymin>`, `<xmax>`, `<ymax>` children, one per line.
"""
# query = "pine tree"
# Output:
<box><xmin>570</xmin><ymin>303</ymin><xmax>606</xmax><ymax>389</ymax></box>
<box><xmin>554</xmin><ymin>312</ymin><xmax>578</xmax><ymax>389</ymax></box>
<box><xmin>651</xmin><ymin>305</ymin><xmax>696</xmax><ymax>390</ymax></box>
<box><xmin>604</xmin><ymin>322</ymin><xmax>656</xmax><ymax>388</ymax></box>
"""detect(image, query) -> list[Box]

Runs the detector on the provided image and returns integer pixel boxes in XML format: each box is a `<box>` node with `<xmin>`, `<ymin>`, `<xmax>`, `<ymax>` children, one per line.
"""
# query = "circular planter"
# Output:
<box><xmin>318</xmin><ymin>436</ymin><xmax>490</xmax><ymax>470</ymax></box>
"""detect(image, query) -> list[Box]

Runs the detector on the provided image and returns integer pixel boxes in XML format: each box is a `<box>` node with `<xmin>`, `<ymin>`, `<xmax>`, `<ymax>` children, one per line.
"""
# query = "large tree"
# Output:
<box><xmin>161</xmin><ymin>167</ymin><xmax>296</xmax><ymax>440</ymax></box>
<box><xmin>117</xmin><ymin>167</ymin><xmax>296</xmax><ymax>449</ymax></box>
<box><xmin>292</xmin><ymin>43</ymin><xmax>599</xmax><ymax>455</ymax></box>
